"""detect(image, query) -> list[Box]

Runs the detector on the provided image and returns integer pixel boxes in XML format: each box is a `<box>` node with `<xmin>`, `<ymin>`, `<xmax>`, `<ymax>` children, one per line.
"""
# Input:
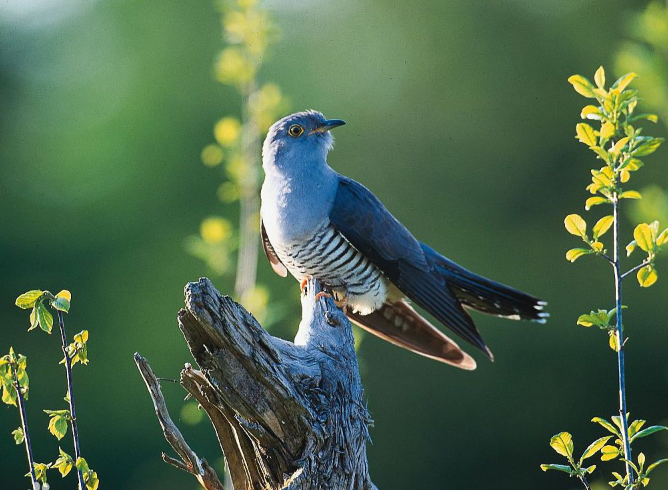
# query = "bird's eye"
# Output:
<box><xmin>288</xmin><ymin>124</ymin><xmax>305</xmax><ymax>138</ymax></box>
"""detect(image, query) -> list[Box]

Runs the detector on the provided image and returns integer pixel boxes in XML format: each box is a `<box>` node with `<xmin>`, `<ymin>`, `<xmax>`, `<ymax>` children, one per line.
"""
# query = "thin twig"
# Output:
<box><xmin>612</xmin><ymin>191</ymin><xmax>634</xmax><ymax>483</ymax></box>
<box><xmin>578</xmin><ymin>473</ymin><xmax>592</xmax><ymax>490</ymax></box>
<box><xmin>621</xmin><ymin>258</ymin><xmax>651</xmax><ymax>280</ymax></box>
<box><xmin>134</xmin><ymin>353</ymin><xmax>226</xmax><ymax>490</ymax></box>
<box><xmin>13</xmin><ymin>367</ymin><xmax>38</xmax><ymax>490</ymax></box>
<box><xmin>57</xmin><ymin>311</ymin><xmax>85</xmax><ymax>490</ymax></box>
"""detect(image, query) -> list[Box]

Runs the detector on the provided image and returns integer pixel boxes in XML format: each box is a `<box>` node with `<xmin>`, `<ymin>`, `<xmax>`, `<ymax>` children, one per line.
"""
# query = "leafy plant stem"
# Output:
<box><xmin>233</xmin><ymin>80</ymin><xmax>261</xmax><ymax>299</ymax></box>
<box><xmin>13</xmin><ymin>367</ymin><xmax>38</xmax><ymax>490</ymax></box>
<box><xmin>57</xmin><ymin>310</ymin><xmax>85</xmax><ymax>490</ymax></box>
<box><xmin>613</xmin><ymin>186</ymin><xmax>634</xmax><ymax>484</ymax></box>
<box><xmin>622</xmin><ymin>258</ymin><xmax>652</xmax><ymax>279</ymax></box>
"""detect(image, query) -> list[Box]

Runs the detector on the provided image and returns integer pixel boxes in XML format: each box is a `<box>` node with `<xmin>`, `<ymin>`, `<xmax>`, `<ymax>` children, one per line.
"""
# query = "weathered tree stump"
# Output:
<box><xmin>135</xmin><ymin>277</ymin><xmax>377</xmax><ymax>490</ymax></box>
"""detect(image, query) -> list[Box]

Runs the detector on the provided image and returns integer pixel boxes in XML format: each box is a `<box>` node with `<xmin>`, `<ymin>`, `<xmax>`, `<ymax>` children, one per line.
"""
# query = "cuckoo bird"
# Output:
<box><xmin>260</xmin><ymin>110</ymin><xmax>547</xmax><ymax>369</ymax></box>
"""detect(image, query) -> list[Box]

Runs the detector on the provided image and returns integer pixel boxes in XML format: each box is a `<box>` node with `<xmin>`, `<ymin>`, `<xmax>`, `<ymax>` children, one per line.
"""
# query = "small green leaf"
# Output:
<box><xmin>593</xmin><ymin>215</ymin><xmax>614</xmax><ymax>239</ymax></box>
<box><xmin>581</xmin><ymin>436</ymin><xmax>612</xmax><ymax>462</ymax></box>
<box><xmin>12</xmin><ymin>427</ymin><xmax>24</xmax><ymax>444</ymax></box>
<box><xmin>577</xmin><ymin>314</ymin><xmax>595</xmax><ymax>327</ymax></box>
<box><xmin>550</xmin><ymin>432</ymin><xmax>574</xmax><ymax>458</ymax></box>
<box><xmin>54</xmin><ymin>447</ymin><xmax>74</xmax><ymax>477</ymax></box>
<box><xmin>576</xmin><ymin>123</ymin><xmax>598</xmax><ymax>146</ymax></box>
<box><xmin>565</xmin><ymin>214</ymin><xmax>587</xmax><ymax>237</ymax></box>
<box><xmin>622</xmin><ymin>158</ymin><xmax>643</xmax><ymax>171</ymax></box>
<box><xmin>33</xmin><ymin>462</ymin><xmax>51</xmax><ymax>484</ymax></box>
<box><xmin>594</xmin><ymin>66</ymin><xmax>605</xmax><ymax>89</ymax></box>
<box><xmin>657</xmin><ymin>228</ymin><xmax>668</xmax><ymax>247</ymax></box>
<box><xmin>566</xmin><ymin>248</ymin><xmax>591</xmax><ymax>262</ymax></box>
<box><xmin>634</xmin><ymin>224</ymin><xmax>653</xmax><ymax>252</ymax></box>
<box><xmin>15</xmin><ymin>290</ymin><xmax>43</xmax><ymax>309</ymax></box>
<box><xmin>611</xmin><ymin>137</ymin><xmax>629</xmax><ymax>157</ymax></box>
<box><xmin>630</xmin><ymin>425</ymin><xmax>668</xmax><ymax>442</ymax></box>
<box><xmin>609</xmin><ymin>333</ymin><xmax>620</xmax><ymax>352</ymax></box>
<box><xmin>581</xmin><ymin>105</ymin><xmax>603</xmax><ymax>120</ymax></box>
<box><xmin>45</xmin><ymin>410</ymin><xmax>70</xmax><ymax>440</ymax></box>
<box><xmin>36</xmin><ymin>303</ymin><xmax>54</xmax><ymax>334</ymax></box>
<box><xmin>52</xmin><ymin>297</ymin><xmax>70</xmax><ymax>313</ymax></box>
<box><xmin>620</xmin><ymin>190</ymin><xmax>642</xmax><ymax>200</ymax></box>
<box><xmin>585</xmin><ymin>196</ymin><xmax>608</xmax><ymax>210</ymax></box>
<box><xmin>601</xmin><ymin>445</ymin><xmax>620</xmax><ymax>461</ymax></box>
<box><xmin>540</xmin><ymin>464</ymin><xmax>574</xmax><ymax>474</ymax></box>
<box><xmin>600</xmin><ymin>122</ymin><xmax>615</xmax><ymax>139</ymax></box>
<box><xmin>612</xmin><ymin>72</ymin><xmax>638</xmax><ymax>92</ymax></box>
<box><xmin>28</xmin><ymin>307</ymin><xmax>39</xmax><ymax>332</ymax></box>
<box><xmin>569</xmin><ymin>75</ymin><xmax>597</xmax><ymax>98</ymax></box>
<box><xmin>632</xmin><ymin>137</ymin><xmax>663</xmax><ymax>157</ymax></box>
<box><xmin>646</xmin><ymin>458</ymin><xmax>668</xmax><ymax>475</ymax></box>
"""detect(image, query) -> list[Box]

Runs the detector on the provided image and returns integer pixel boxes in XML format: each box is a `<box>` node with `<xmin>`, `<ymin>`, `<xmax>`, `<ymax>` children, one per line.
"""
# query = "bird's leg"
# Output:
<box><xmin>332</xmin><ymin>287</ymin><xmax>349</xmax><ymax>314</ymax></box>
<box><xmin>314</xmin><ymin>291</ymin><xmax>332</xmax><ymax>301</ymax></box>
<box><xmin>300</xmin><ymin>277</ymin><xmax>310</xmax><ymax>296</ymax></box>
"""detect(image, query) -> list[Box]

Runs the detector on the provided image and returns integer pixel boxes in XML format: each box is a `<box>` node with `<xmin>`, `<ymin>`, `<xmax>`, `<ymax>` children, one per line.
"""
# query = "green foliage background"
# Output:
<box><xmin>1</xmin><ymin>1</ymin><xmax>667</xmax><ymax>489</ymax></box>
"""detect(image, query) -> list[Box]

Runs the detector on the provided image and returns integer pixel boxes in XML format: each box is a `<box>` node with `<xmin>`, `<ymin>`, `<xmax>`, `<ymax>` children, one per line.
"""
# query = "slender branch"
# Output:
<box><xmin>134</xmin><ymin>353</ymin><xmax>226</xmax><ymax>490</ymax></box>
<box><xmin>621</xmin><ymin>258</ymin><xmax>652</xmax><ymax>280</ymax></box>
<box><xmin>578</xmin><ymin>473</ymin><xmax>592</xmax><ymax>490</ymax></box>
<box><xmin>13</xmin><ymin>367</ymin><xmax>38</xmax><ymax>490</ymax></box>
<box><xmin>602</xmin><ymin>253</ymin><xmax>614</xmax><ymax>265</ymax></box>
<box><xmin>57</xmin><ymin>311</ymin><xmax>85</xmax><ymax>490</ymax></box>
<box><xmin>612</xmin><ymin>189</ymin><xmax>634</xmax><ymax>483</ymax></box>
<box><xmin>234</xmin><ymin>81</ymin><xmax>261</xmax><ymax>299</ymax></box>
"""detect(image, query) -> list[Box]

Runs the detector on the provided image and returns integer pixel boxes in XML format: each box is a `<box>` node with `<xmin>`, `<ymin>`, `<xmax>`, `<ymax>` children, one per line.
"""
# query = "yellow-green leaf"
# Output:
<box><xmin>637</xmin><ymin>265</ymin><xmax>658</xmax><ymax>288</ymax></box>
<box><xmin>620</xmin><ymin>190</ymin><xmax>642</xmax><ymax>200</ymax></box>
<box><xmin>612</xmin><ymin>72</ymin><xmax>638</xmax><ymax>92</ymax></box>
<box><xmin>623</xmin><ymin>158</ymin><xmax>643</xmax><ymax>171</ymax></box>
<box><xmin>568</xmin><ymin>75</ymin><xmax>597</xmax><ymax>98</ymax></box>
<box><xmin>585</xmin><ymin>196</ymin><xmax>608</xmax><ymax>210</ymax></box>
<box><xmin>593</xmin><ymin>215</ymin><xmax>613</xmax><ymax>239</ymax></box>
<box><xmin>611</xmin><ymin>137</ymin><xmax>629</xmax><ymax>157</ymax></box>
<box><xmin>594</xmin><ymin>66</ymin><xmax>605</xmax><ymax>89</ymax></box>
<box><xmin>600</xmin><ymin>122</ymin><xmax>615</xmax><ymax>139</ymax></box>
<box><xmin>626</xmin><ymin>240</ymin><xmax>637</xmax><ymax>257</ymax></box>
<box><xmin>581</xmin><ymin>436</ymin><xmax>612</xmax><ymax>462</ymax></box>
<box><xmin>633</xmin><ymin>138</ymin><xmax>663</xmax><ymax>157</ymax></box>
<box><xmin>634</xmin><ymin>223</ymin><xmax>653</xmax><ymax>252</ymax></box>
<box><xmin>15</xmin><ymin>290</ymin><xmax>43</xmax><ymax>309</ymax></box>
<box><xmin>566</xmin><ymin>248</ymin><xmax>591</xmax><ymax>262</ymax></box>
<box><xmin>601</xmin><ymin>444</ymin><xmax>620</xmax><ymax>461</ymax></box>
<box><xmin>550</xmin><ymin>432</ymin><xmax>574</xmax><ymax>458</ymax></box>
<box><xmin>36</xmin><ymin>303</ymin><xmax>54</xmax><ymax>334</ymax></box>
<box><xmin>657</xmin><ymin>228</ymin><xmax>668</xmax><ymax>247</ymax></box>
<box><xmin>565</xmin><ymin>214</ymin><xmax>587</xmax><ymax>237</ymax></box>
<box><xmin>576</xmin><ymin>123</ymin><xmax>597</xmax><ymax>146</ymax></box>
<box><xmin>591</xmin><ymin>241</ymin><xmax>604</xmax><ymax>252</ymax></box>
<box><xmin>581</xmin><ymin>105</ymin><xmax>603</xmax><ymax>120</ymax></box>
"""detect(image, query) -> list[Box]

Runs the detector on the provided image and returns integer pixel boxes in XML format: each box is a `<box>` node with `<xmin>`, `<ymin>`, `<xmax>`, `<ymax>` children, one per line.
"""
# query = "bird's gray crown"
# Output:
<box><xmin>262</xmin><ymin>110</ymin><xmax>345</xmax><ymax>173</ymax></box>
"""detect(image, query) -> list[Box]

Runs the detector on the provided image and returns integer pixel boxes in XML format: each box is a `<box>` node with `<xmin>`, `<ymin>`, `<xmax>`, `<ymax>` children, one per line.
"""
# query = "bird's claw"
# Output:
<box><xmin>300</xmin><ymin>277</ymin><xmax>309</xmax><ymax>294</ymax></box>
<box><xmin>315</xmin><ymin>291</ymin><xmax>332</xmax><ymax>302</ymax></box>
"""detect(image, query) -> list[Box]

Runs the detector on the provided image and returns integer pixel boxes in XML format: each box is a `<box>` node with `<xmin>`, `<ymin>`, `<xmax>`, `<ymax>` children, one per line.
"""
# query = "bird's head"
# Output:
<box><xmin>262</xmin><ymin>110</ymin><xmax>345</xmax><ymax>173</ymax></box>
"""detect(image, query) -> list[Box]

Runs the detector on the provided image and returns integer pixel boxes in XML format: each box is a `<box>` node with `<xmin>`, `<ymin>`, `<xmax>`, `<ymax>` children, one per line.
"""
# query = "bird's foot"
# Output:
<box><xmin>300</xmin><ymin>277</ymin><xmax>310</xmax><ymax>295</ymax></box>
<box><xmin>333</xmin><ymin>293</ymin><xmax>349</xmax><ymax>314</ymax></box>
<box><xmin>314</xmin><ymin>291</ymin><xmax>332</xmax><ymax>302</ymax></box>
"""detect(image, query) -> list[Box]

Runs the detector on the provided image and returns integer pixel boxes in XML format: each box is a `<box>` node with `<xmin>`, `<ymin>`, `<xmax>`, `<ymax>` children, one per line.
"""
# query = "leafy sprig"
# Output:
<box><xmin>543</xmin><ymin>67</ymin><xmax>667</xmax><ymax>489</ymax></box>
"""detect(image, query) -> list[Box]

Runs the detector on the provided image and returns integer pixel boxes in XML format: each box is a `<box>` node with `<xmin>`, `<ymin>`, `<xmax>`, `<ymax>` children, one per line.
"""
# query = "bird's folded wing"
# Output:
<box><xmin>330</xmin><ymin>175</ymin><xmax>490</xmax><ymax>357</ymax></box>
<box><xmin>261</xmin><ymin>220</ymin><xmax>288</xmax><ymax>277</ymax></box>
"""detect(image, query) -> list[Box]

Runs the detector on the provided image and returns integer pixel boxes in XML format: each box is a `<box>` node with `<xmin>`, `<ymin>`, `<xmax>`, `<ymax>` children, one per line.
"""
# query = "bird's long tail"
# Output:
<box><xmin>430</xmin><ymin>249</ymin><xmax>548</xmax><ymax>323</ymax></box>
<box><xmin>391</xmin><ymin>244</ymin><xmax>547</xmax><ymax>360</ymax></box>
<box><xmin>347</xmin><ymin>300</ymin><xmax>477</xmax><ymax>370</ymax></box>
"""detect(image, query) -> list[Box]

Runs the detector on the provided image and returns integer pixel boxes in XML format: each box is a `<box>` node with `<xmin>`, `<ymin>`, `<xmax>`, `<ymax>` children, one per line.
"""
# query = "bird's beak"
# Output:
<box><xmin>310</xmin><ymin>119</ymin><xmax>346</xmax><ymax>135</ymax></box>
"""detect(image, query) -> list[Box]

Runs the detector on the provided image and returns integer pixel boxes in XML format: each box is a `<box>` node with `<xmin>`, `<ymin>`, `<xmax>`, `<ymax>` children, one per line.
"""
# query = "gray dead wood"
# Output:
<box><xmin>136</xmin><ymin>277</ymin><xmax>377</xmax><ymax>490</ymax></box>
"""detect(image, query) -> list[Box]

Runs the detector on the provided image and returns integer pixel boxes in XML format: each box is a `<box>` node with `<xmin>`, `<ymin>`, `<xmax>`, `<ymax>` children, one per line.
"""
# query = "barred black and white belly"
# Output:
<box><xmin>274</xmin><ymin>223</ymin><xmax>389</xmax><ymax>315</ymax></box>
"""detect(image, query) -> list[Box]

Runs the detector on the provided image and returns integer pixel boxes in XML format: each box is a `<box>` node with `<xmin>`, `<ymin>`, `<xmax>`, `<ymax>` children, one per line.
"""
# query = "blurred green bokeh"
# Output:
<box><xmin>1</xmin><ymin>1</ymin><xmax>667</xmax><ymax>489</ymax></box>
